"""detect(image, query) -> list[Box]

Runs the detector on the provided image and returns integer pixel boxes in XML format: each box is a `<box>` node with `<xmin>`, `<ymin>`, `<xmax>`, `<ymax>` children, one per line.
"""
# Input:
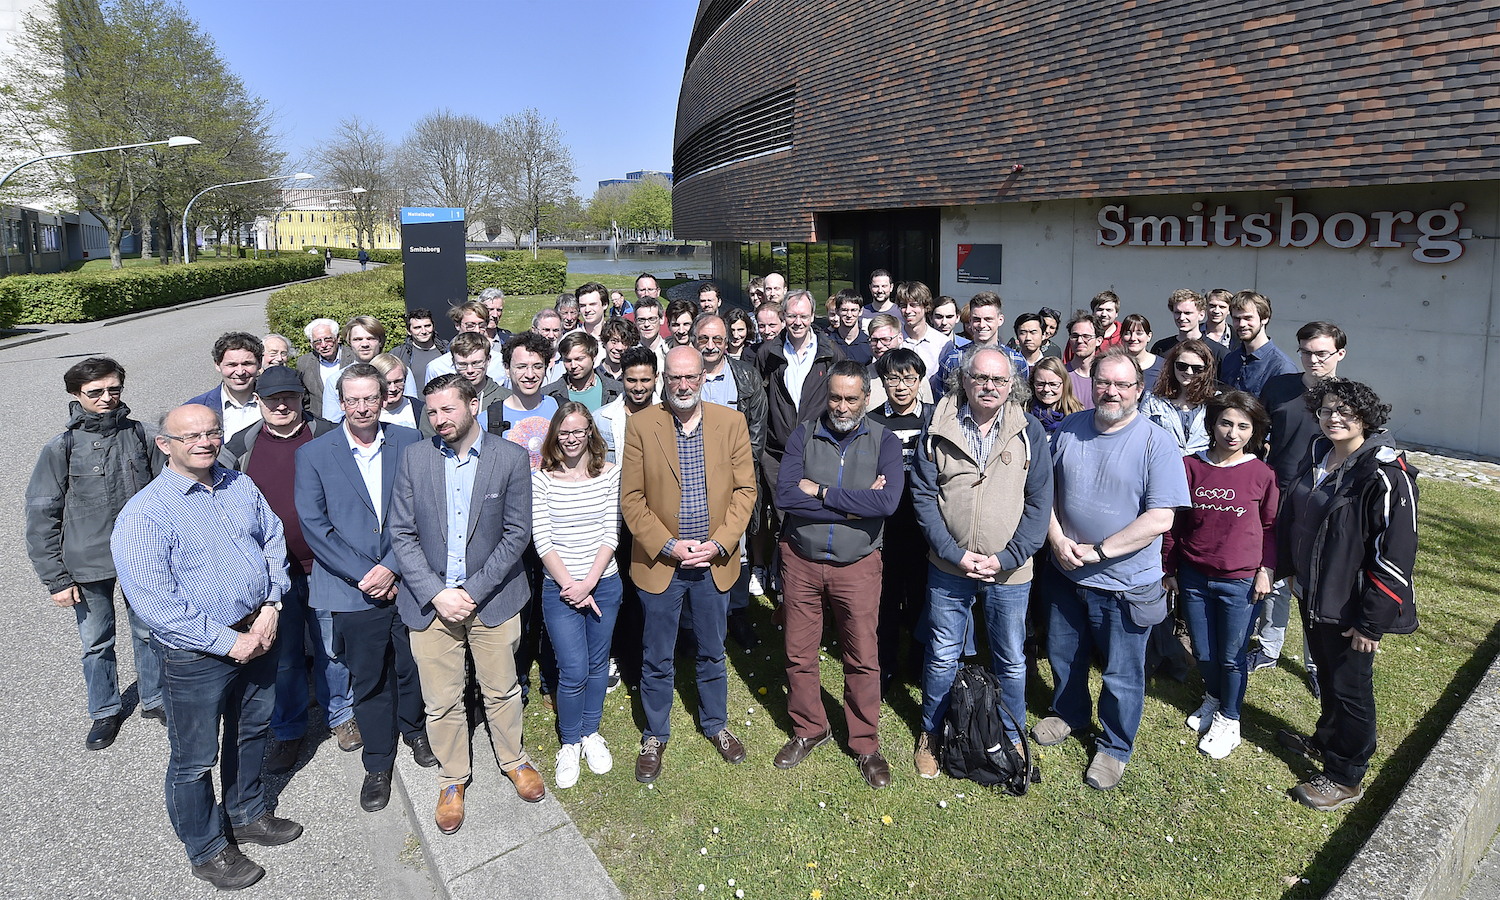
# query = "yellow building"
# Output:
<box><xmin>253</xmin><ymin>189</ymin><xmax>402</xmax><ymax>251</ymax></box>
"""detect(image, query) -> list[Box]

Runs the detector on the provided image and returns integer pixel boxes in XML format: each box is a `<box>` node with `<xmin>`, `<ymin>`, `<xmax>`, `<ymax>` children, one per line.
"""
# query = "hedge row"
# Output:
<box><xmin>308</xmin><ymin>245</ymin><xmax>404</xmax><ymax>264</ymax></box>
<box><xmin>0</xmin><ymin>255</ymin><xmax>326</xmax><ymax>327</ymax></box>
<box><xmin>266</xmin><ymin>264</ymin><xmax>409</xmax><ymax>357</ymax></box>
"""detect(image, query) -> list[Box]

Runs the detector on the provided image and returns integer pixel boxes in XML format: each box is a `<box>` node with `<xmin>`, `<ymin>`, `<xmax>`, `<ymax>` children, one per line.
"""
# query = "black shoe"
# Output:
<box><xmin>191</xmin><ymin>845</ymin><xmax>264</xmax><ymax>890</ymax></box>
<box><xmin>1276</xmin><ymin>729</ymin><xmax>1324</xmax><ymax>764</ymax></box>
<box><xmin>264</xmin><ymin>736</ymin><xmax>303</xmax><ymax>775</ymax></box>
<box><xmin>727</xmin><ymin>611</ymin><xmax>760</xmax><ymax>649</ymax></box>
<box><xmin>231</xmin><ymin>812</ymin><xmax>303</xmax><ymax>847</ymax></box>
<box><xmin>86</xmin><ymin>714</ymin><xmax>122</xmax><ymax>751</ymax></box>
<box><xmin>360</xmin><ymin>769</ymin><xmax>393</xmax><ymax>812</ymax></box>
<box><xmin>141</xmin><ymin>706</ymin><xmax>167</xmax><ymax>725</ymax></box>
<box><xmin>405</xmin><ymin>732</ymin><xmax>439</xmax><ymax>768</ymax></box>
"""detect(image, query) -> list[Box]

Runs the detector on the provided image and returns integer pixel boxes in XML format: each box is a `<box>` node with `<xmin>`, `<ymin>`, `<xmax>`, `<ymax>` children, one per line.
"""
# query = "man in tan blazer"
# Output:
<box><xmin>621</xmin><ymin>346</ymin><xmax>756</xmax><ymax>784</ymax></box>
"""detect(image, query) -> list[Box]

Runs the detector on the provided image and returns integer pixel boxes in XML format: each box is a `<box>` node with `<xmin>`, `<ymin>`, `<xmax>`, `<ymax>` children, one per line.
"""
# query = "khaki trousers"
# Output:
<box><xmin>409</xmin><ymin>611</ymin><xmax>527</xmax><ymax>788</ymax></box>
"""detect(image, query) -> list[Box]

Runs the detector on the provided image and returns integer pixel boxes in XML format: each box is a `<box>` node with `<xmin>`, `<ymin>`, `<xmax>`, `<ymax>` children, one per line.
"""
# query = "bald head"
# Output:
<box><xmin>158</xmin><ymin>403</ymin><xmax>224</xmax><ymax>482</ymax></box>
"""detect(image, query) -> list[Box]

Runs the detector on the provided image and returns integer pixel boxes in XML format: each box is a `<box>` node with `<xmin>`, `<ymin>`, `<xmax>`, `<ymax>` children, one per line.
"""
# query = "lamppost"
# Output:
<box><xmin>269</xmin><ymin>186</ymin><xmax>366</xmax><ymax>257</ymax></box>
<box><xmin>0</xmin><ymin>135</ymin><xmax>200</xmax><ymax>274</ymax></box>
<box><xmin>182</xmin><ymin>172</ymin><xmax>312</xmax><ymax>263</ymax></box>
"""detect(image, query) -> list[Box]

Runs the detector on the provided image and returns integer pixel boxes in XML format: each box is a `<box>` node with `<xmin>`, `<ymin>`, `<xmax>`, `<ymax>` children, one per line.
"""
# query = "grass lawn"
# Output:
<box><xmin>526</xmin><ymin>478</ymin><xmax>1500</xmax><ymax>900</ymax></box>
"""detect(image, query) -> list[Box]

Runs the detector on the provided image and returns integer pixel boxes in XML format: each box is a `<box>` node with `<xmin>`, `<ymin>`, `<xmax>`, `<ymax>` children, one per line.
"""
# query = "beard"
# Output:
<box><xmin>828</xmin><ymin>409</ymin><xmax>864</xmax><ymax>434</ymax></box>
<box><xmin>668</xmin><ymin>388</ymin><xmax>700</xmax><ymax>412</ymax></box>
<box><xmin>1094</xmin><ymin>398</ymin><xmax>1138</xmax><ymax>426</ymax></box>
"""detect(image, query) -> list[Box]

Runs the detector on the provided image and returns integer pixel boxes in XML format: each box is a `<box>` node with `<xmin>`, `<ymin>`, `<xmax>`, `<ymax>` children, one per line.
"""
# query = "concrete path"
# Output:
<box><xmin>0</xmin><ymin>277</ymin><xmax>617</xmax><ymax>900</ymax></box>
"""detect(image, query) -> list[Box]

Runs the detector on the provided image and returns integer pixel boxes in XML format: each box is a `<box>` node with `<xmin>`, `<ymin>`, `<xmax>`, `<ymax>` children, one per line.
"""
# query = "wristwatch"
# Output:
<box><xmin>261</xmin><ymin>600</ymin><xmax>283</xmax><ymax>612</ymax></box>
<box><xmin>1093</xmin><ymin>542</ymin><xmax>1109</xmax><ymax>561</ymax></box>
<box><xmin>816</xmin><ymin>484</ymin><xmax>828</xmax><ymax>502</ymax></box>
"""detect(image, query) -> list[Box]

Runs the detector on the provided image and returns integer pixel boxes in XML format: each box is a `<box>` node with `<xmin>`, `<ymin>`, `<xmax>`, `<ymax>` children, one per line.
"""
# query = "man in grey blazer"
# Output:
<box><xmin>295</xmin><ymin>318</ymin><xmax>355</xmax><ymax>423</ymax></box>
<box><xmin>388</xmin><ymin>373</ymin><xmax>542</xmax><ymax>836</ymax></box>
<box><xmin>295</xmin><ymin>364</ymin><xmax>436</xmax><ymax>815</ymax></box>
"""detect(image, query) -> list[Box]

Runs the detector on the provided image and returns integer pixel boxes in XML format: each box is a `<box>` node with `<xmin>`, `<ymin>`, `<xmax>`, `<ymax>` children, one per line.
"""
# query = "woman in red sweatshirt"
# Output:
<box><xmin>1163</xmin><ymin>390</ymin><xmax>1279</xmax><ymax>760</ymax></box>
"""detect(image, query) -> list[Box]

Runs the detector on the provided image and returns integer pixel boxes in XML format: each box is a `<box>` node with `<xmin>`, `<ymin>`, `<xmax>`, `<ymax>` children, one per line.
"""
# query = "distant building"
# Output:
<box><xmin>253</xmin><ymin>188</ymin><xmax>401</xmax><ymax>252</ymax></box>
<box><xmin>597</xmin><ymin>170</ymin><xmax>674</xmax><ymax>190</ymax></box>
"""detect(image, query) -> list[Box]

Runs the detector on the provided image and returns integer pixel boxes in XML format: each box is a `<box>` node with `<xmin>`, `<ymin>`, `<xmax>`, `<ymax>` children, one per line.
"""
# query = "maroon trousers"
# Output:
<box><xmin>779</xmin><ymin>541</ymin><xmax>883</xmax><ymax>755</ymax></box>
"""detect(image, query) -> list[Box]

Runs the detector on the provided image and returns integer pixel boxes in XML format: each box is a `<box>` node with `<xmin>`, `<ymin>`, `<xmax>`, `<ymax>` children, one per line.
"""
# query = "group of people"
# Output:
<box><xmin>26</xmin><ymin>269</ymin><xmax>1418</xmax><ymax>890</ymax></box>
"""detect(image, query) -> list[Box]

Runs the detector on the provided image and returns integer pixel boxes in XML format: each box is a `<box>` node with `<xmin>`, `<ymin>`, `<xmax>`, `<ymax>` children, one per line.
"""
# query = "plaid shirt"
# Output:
<box><xmin>959</xmin><ymin>403</ymin><xmax>1003</xmax><ymax>468</ymax></box>
<box><xmin>669</xmin><ymin>414</ymin><xmax>711</xmax><ymax>552</ymax></box>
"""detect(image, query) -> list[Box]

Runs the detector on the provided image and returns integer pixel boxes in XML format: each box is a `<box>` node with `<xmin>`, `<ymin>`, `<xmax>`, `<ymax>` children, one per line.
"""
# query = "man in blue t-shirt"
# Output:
<box><xmin>1033</xmin><ymin>350</ymin><xmax>1190</xmax><ymax>792</ymax></box>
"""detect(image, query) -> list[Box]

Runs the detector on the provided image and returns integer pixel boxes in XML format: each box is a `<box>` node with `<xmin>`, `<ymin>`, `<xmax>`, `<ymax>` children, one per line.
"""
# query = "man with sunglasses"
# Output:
<box><xmin>112</xmin><ymin>402</ymin><xmax>300</xmax><ymax>890</ymax></box>
<box><xmin>27</xmin><ymin>357</ymin><xmax>165</xmax><ymax>751</ymax></box>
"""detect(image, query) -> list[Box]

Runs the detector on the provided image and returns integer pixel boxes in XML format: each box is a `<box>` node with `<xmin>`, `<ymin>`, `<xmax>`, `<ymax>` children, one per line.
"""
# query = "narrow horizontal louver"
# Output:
<box><xmin>675</xmin><ymin>87</ymin><xmax>795</xmax><ymax>183</ymax></box>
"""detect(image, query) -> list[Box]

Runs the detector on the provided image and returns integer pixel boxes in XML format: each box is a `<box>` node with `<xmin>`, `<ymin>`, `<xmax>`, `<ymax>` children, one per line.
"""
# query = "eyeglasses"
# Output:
<box><xmin>342</xmin><ymin>397</ymin><xmax>382</xmax><ymax>409</ymax></box>
<box><xmin>556</xmin><ymin>429</ymin><xmax>589</xmax><ymax>440</ymax></box>
<box><xmin>1316</xmin><ymin>405</ymin><xmax>1357</xmax><ymax>421</ymax></box>
<box><xmin>1092</xmin><ymin>379</ymin><xmax>1139</xmax><ymax>391</ymax></box>
<box><xmin>1300</xmin><ymin>348</ymin><xmax>1339</xmax><ymax>363</ymax></box>
<box><xmin>162</xmin><ymin>429</ymin><xmax>224</xmax><ymax>444</ymax></box>
<box><xmin>695</xmin><ymin>336</ymin><xmax>726</xmax><ymax>347</ymax></box>
<box><xmin>1032</xmin><ymin>379</ymin><xmax>1063</xmax><ymax>391</ymax></box>
<box><xmin>1174</xmin><ymin>361</ymin><xmax>1206</xmax><ymax>375</ymax></box>
<box><xmin>311</xmin><ymin>336</ymin><xmax>338</xmax><ymax>346</ymax></box>
<box><xmin>881</xmin><ymin>374</ymin><xmax>921</xmax><ymax>386</ymax></box>
<box><xmin>870</xmin><ymin>334</ymin><xmax>901</xmax><ymax>346</ymax></box>
<box><xmin>81</xmin><ymin>386</ymin><xmax>123</xmax><ymax>399</ymax></box>
<box><xmin>968</xmin><ymin>374</ymin><xmax>1011</xmax><ymax>387</ymax></box>
<box><xmin>664</xmin><ymin>373</ymin><xmax>703</xmax><ymax>384</ymax></box>
<box><xmin>454</xmin><ymin>360</ymin><xmax>488</xmax><ymax>371</ymax></box>
<box><xmin>1069</xmin><ymin>332</ymin><xmax>1097</xmax><ymax>342</ymax></box>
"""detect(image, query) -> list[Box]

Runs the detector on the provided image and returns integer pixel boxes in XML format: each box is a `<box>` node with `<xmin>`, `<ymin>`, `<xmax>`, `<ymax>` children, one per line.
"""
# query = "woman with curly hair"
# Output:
<box><xmin>1275</xmin><ymin>378</ymin><xmax>1419</xmax><ymax>811</ymax></box>
<box><xmin>1140</xmin><ymin>338</ymin><xmax>1219</xmax><ymax>454</ymax></box>
<box><xmin>1028</xmin><ymin>356</ymin><xmax>1083</xmax><ymax>439</ymax></box>
<box><xmin>1162</xmin><ymin>391</ymin><xmax>1278</xmax><ymax>759</ymax></box>
<box><xmin>532</xmin><ymin>402</ymin><xmax>623</xmax><ymax>789</ymax></box>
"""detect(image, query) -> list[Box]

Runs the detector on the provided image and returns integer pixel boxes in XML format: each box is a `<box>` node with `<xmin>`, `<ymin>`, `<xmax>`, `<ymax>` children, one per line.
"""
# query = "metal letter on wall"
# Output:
<box><xmin>956</xmin><ymin>243</ymin><xmax>1002</xmax><ymax>284</ymax></box>
<box><xmin>400</xmin><ymin>208</ymin><xmax>467</xmax><ymax>340</ymax></box>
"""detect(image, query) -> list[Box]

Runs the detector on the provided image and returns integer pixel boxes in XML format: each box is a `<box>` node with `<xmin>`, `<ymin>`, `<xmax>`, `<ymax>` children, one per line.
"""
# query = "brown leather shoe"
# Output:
<box><xmin>435</xmin><ymin>784</ymin><xmax>465</xmax><ymax>835</ymax></box>
<box><xmin>711</xmin><ymin>728</ymin><xmax>746</xmax><ymax>764</ymax></box>
<box><xmin>858</xmin><ymin>751</ymin><xmax>892</xmax><ymax>789</ymax></box>
<box><xmin>774</xmin><ymin>729</ymin><xmax>831</xmax><ymax>769</ymax></box>
<box><xmin>334</xmin><ymin>719</ymin><xmax>363</xmax><ymax>752</ymax></box>
<box><xmin>636</xmin><ymin>736</ymin><xmax>666</xmax><ymax>783</ymax></box>
<box><xmin>507</xmin><ymin>762</ymin><xmax>546</xmax><ymax>803</ymax></box>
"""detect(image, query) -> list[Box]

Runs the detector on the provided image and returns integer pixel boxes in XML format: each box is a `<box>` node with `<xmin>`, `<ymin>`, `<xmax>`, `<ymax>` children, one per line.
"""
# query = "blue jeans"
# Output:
<box><xmin>1045</xmin><ymin>566</ymin><xmax>1151</xmax><ymax>763</ymax></box>
<box><xmin>639</xmin><ymin>567</ymin><xmax>728</xmax><ymax>740</ymax></box>
<box><xmin>1254</xmin><ymin>577</ymin><xmax>1292</xmax><ymax>657</ymax></box>
<box><xmin>273</xmin><ymin>572</ymin><xmax>353</xmax><ymax>740</ymax></box>
<box><xmin>542</xmin><ymin>573</ymin><xmax>623</xmax><ymax>744</ymax></box>
<box><xmin>157</xmin><ymin>638</ymin><xmax>277</xmax><ymax>866</ymax></box>
<box><xmin>921</xmin><ymin>565</ymin><xmax>1030</xmax><ymax>741</ymax></box>
<box><xmin>78</xmin><ymin>579</ymin><xmax>161</xmax><ymax>719</ymax></box>
<box><xmin>1178</xmin><ymin>563</ymin><xmax>1261</xmax><ymax>721</ymax></box>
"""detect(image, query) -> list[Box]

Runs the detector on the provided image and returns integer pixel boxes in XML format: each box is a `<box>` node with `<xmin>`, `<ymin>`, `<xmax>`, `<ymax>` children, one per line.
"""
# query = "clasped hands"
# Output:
<box><xmin>557</xmin><ymin>577</ymin><xmax>602</xmax><ymax>617</ymax></box>
<box><xmin>228</xmin><ymin>605</ymin><xmax>279</xmax><ymax>663</ymax></box>
<box><xmin>671</xmin><ymin>539</ymin><xmax>719</xmax><ymax>569</ymax></box>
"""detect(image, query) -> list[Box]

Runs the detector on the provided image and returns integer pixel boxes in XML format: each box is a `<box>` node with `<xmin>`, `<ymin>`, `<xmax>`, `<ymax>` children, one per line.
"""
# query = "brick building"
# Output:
<box><xmin>671</xmin><ymin>0</ymin><xmax>1500</xmax><ymax>455</ymax></box>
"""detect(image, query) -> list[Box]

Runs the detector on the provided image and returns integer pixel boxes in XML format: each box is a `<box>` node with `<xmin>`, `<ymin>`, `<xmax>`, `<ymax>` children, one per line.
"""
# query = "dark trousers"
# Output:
<box><xmin>639</xmin><ymin>567</ymin><xmax>728</xmax><ymax>740</ymax></box>
<box><xmin>333</xmin><ymin>603</ymin><xmax>425</xmax><ymax>773</ymax></box>
<box><xmin>877</xmin><ymin>505</ymin><xmax>928</xmax><ymax>685</ymax></box>
<box><xmin>156</xmin><ymin>636</ymin><xmax>276</xmax><ymax>866</ymax></box>
<box><xmin>780</xmin><ymin>543</ymin><xmax>883</xmax><ymax>755</ymax></box>
<box><xmin>613</xmin><ymin>532</ymin><xmax>645</xmax><ymax>685</ymax></box>
<box><xmin>1306</xmin><ymin>623</ymin><xmax>1379</xmax><ymax>788</ymax></box>
<box><xmin>516</xmin><ymin>545</ymin><xmax>558</xmax><ymax>699</ymax></box>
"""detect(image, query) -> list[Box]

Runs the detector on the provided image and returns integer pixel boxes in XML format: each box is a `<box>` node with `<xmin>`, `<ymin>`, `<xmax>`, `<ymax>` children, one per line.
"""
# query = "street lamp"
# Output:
<box><xmin>0</xmin><ymin>135</ymin><xmax>199</xmax><ymax>273</ymax></box>
<box><xmin>181</xmin><ymin>172</ymin><xmax>312</xmax><ymax>263</ymax></box>
<box><xmin>269</xmin><ymin>186</ymin><xmax>366</xmax><ymax>258</ymax></box>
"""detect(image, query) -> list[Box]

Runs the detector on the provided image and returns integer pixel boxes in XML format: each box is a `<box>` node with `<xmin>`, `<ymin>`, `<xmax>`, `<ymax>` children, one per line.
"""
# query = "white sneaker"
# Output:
<box><xmin>605</xmin><ymin>658</ymin><xmax>621</xmax><ymax>694</ymax></box>
<box><xmin>1186</xmin><ymin>694</ymin><xmax>1219</xmax><ymax>734</ymax></box>
<box><xmin>748</xmin><ymin>567</ymin><xmax>765</xmax><ymax>597</ymax></box>
<box><xmin>581</xmin><ymin>732</ymin><xmax>613</xmax><ymax>775</ymax></box>
<box><xmin>555</xmin><ymin>742</ymin><xmax>582</xmax><ymax>788</ymax></box>
<box><xmin>1198</xmin><ymin>712</ymin><xmax>1241</xmax><ymax>760</ymax></box>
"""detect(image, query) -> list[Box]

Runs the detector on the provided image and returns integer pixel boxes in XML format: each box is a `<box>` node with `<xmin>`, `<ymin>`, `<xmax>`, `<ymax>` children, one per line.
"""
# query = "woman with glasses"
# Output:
<box><xmin>724</xmin><ymin>307</ymin><xmax>756</xmax><ymax>360</ymax></box>
<box><xmin>532</xmin><ymin>402</ymin><xmax>623</xmax><ymax>789</ymax></box>
<box><xmin>1274</xmin><ymin>378</ymin><xmax>1418</xmax><ymax>811</ymax></box>
<box><xmin>1161</xmin><ymin>391</ymin><xmax>1278</xmax><ymax>760</ymax></box>
<box><xmin>1027</xmin><ymin>356</ymin><xmax>1084</xmax><ymax>440</ymax></box>
<box><xmin>369</xmin><ymin>353</ymin><xmax>424</xmax><ymax>430</ymax></box>
<box><xmin>1141</xmin><ymin>339</ymin><xmax>1219</xmax><ymax>455</ymax></box>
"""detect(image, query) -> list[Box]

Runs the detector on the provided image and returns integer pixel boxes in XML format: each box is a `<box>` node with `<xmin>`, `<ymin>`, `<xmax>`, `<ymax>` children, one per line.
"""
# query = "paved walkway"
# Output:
<box><xmin>0</xmin><ymin>276</ymin><xmax>617</xmax><ymax>900</ymax></box>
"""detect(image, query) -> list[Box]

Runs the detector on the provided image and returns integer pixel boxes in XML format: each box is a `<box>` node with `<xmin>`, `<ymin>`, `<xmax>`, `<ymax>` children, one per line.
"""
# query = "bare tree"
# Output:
<box><xmin>314</xmin><ymin>115</ymin><xmax>393</xmax><ymax>249</ymax></box>
<box><xmin>398</xmin><ymin>109</ymin><xmax>505</xmax><ymax>214</ymax></box>
<box><xmin>493</xmin><ymin>108</ymin><xmax>576</xmax><ymax>250</ymax></box>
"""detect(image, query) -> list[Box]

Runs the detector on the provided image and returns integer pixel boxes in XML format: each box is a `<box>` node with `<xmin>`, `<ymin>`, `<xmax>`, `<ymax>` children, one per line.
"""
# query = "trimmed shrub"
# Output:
<box><xmin>465</xmin><ymin>254</ymin><xmax>566</xmax><ymax>296</ymax></box>
<box><xmin>307</xmin><ymin>245</ymin><xmax>403</xmax><ymax>264</ymax></box>
<box><xmin>1</xmin><ymin>255</ymin><xmax>325</xmax><ymax>326</ymax></box>
<box><xmin>266</xmin><ymin>265</ymin><xmax>409</xmax><ymax>356</ymax></box>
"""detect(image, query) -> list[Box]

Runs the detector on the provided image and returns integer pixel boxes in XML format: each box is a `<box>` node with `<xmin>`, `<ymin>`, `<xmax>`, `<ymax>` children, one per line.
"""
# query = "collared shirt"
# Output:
<box><xmin>111</xmin><ymin>465</ymin><xmax>290</xmax><ymax>656</ymax></box>
<box><xmin>782</xmin><ymin>335</ymin><xmax>817</xmax><ymax>409</ymax></box>
<box><xmin>670</xmin><ymin>413</ymin><xmax>710</xmax><ymax>552</ymax></box>
<box><xmin>345</xmin><ymin>422</ymin><xmax>386</xmax><ymax>526</ymax></box>
<box><xmin>903</xmin><ymin>324</ymin><xmax>946</xmax><ymax>376</ymax></box>
<box><xmin>440</xmin><ymin>431</ymin><xmax>483</xmax><ymax>587</ymax></box>
<box><xmin>958</xmin><ymin>403</ymin><xmax>1004</xmax><ymax>468</ymax></box>
<box><xmin>319</xmin><ymin>358</ymin><xmax>345</xmax><ymax>423</ymax></box>
<box><xmin>1221</xmin><ymin>338</ymin><xmax>1298</xmax><ymax>396</ymax></box>
<box><xmin>700</xmin><ymin>362</ymin><xmax>739</xmax><ymax>409</ymax></box>
<box><xmin>221</xmin><ymin>392</ymin><xmax>262</xmax><ymax>443</ymax></box>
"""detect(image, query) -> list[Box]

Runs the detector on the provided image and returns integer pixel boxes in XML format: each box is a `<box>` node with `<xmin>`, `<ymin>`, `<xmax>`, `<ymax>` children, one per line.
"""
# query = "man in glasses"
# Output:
<box><xmin>868</xmin><ymin>314</ymin><xmax>934</xmax><ymax>408</ymax></box>
<box><xmin>112</xmin><ymin>402</ymin><xmax>300</xmax><ymax>890</ymax></box>
<box><xmin>423</xmin><ymin>333</ymin><xmax>507</xmax><ymax>435</ymax></box>
<box><xmin>188</xmin><ymin>331</ymin><xmax>265</xmax><ymax>442</ymax></box>
<box><xmin>1063</xmin><ymin>309</ymin><xmax>1104</xmax><ymax>409</ymax></box>
<box><xmin>222</xmin><ymin>366</ymin><xmax>355</xmax><ymax>774</ymax></box>
<box><xmin>1034</xmin><ymin>350</ymin><xmax>1190</xmax><ymax>791</ymax></box>
<box><xmin>909</xmin><ymin>347</ymin><xmax>1053</xmax><ymax>780</ymax></box>
<box><xmin>425</xmin><ymin>301</ymin><xmax>509</xmax><ymax>387</ymax></box>
<box><xmin>27</xmin><ymin>357</ymin><xmax>165</xmax><ymax>751</ymax></box>
<box><xmin>296</xmin><ymin>319</ymin><xmax>353</xmax><ymax>423</ymax></box>
<box><xmin>1248</xmin><ymin>322</ymin><xmax>1349</xmax><ymax>686</ymax></box>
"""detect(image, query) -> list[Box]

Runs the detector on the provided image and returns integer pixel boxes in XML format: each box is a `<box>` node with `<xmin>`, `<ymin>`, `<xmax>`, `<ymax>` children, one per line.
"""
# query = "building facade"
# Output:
<box><xmin>671</xmin><ymin>0</ymin><xmax>1500</xmax><ymax>455</ymax></box>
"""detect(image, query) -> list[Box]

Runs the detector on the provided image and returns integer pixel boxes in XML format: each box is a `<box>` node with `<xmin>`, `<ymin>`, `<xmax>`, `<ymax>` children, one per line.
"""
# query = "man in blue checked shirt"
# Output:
<box><xmin>112</xmin><ymin>403</ymin><xmax>301</xmax><ymax>891</ymax></box>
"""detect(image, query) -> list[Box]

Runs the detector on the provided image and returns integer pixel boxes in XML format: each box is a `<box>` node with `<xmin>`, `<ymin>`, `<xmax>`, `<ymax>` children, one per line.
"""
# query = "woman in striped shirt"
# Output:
<box><xmin>532</xmin><ymin>401</ymin><xmax>623</xmax><ymax>788</ymax></box>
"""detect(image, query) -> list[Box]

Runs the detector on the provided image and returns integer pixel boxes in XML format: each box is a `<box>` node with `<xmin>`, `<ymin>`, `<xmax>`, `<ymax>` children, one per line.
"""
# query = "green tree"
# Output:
<box><xmin>314</xmin><ymin>116</ymin><xmax>394</xmax><ymax>250</ymax></box>
<box><xmin>492</xmin><ymin>108</ymin><xmax>576</xmax><ymax>252</ymax></box>
<box><xmin>624</xmin><ymin>182</ymin><xmax>673</xmax><ymax>235</ymax></box>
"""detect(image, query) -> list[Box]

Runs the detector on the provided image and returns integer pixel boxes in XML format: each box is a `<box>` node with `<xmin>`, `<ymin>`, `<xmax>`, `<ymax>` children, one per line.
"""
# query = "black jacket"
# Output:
<box><xmin>754</xmin><ymin>333</ymin><xmax>846</xmax><ymax>456</ymax></box>
<box><xmin>541</xmin><ymin>373</ymin><xmax>623</xmax><ymax>409</ymax></box>
<box><xmin>1275</xmin><ymin>431</ymin><xmax>1419</xmax><ymax>640</ymax></box>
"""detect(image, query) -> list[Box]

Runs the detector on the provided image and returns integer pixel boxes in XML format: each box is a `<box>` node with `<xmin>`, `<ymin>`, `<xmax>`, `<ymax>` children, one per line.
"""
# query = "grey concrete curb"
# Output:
<box><xmin>392</xmin><ymin>726</ymin><xmax>625</xmax><ymax>900</ymax></box>
<box><xmin>1327</xmin><ymin>651</ymin><xmax>1500</xmax><ymax>900</ymax></box>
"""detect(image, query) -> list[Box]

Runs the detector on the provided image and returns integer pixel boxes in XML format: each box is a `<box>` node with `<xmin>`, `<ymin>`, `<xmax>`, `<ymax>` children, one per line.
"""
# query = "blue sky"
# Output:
<box><xmin>180</xmin><ymin>0</ymin><xmax>698</xmax><ymax>199</ymax></box>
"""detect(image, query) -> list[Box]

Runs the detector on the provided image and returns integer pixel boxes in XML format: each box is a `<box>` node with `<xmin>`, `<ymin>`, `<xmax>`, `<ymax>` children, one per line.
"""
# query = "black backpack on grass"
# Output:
<box><xmin>940</xmin><ymin>664</ymin><xmax>1039</xmax><ymax>795</ymax></box>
